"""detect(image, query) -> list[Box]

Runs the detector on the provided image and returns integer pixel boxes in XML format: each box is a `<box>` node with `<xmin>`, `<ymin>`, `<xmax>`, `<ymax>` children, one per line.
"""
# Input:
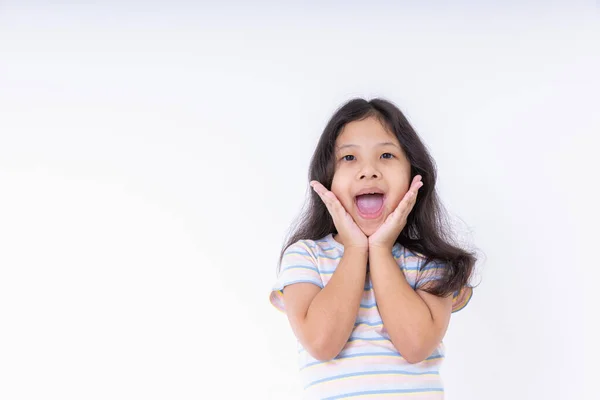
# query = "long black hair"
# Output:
<box><xmin>279</xmin><ymin>97</ymin><xmax>477</xmax><ymax>298</ymax></box>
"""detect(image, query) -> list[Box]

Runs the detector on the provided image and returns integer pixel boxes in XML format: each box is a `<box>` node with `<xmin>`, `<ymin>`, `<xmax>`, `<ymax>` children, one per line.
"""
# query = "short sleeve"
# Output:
<box><xmin>415</xmin><ymin>259</ymin><xmax>473</xmax><ymax>313</ymax></box>
<box><xmin>269</xmin><ymin>241</ymin><xmax>324</xmax><ymax>314</ymax></box>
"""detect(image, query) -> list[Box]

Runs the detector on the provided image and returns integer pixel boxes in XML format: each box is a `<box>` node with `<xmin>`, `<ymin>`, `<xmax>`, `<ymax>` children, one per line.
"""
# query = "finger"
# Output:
<box><xmin>310</xmin><ymin>181</ymin><xmax>345</xmax><ymax>220</ymax></box>
<box><xmin>404</xmin><ymin>187</ymin><xmax>421</xmax><ymax>215</ymax></box>
<box><xmin>401</xmin><ymin>186</ymin><xmax>418</xmax><ymax>207</ymax></box>
<box><xmin>408</xmin><ymin>177</ymin><xmax>424</xmax><ymax>202</ymax></box>
<box><xmin>411</xmin><ymin>175</ymin><xmax>423</xmax><ymax>190</ymax></box>
<box><xmin>394</xmin><ymin>185</ymin><xmax>420</xmax><ymax>218</ymax></box>
<box><xmin>310</xmin><ymin>181</ymin><xmax>329</xmax><ymax>201</ymax></box>
<box><xmin>376</xmin><ymin>177</ymin><xmax>423</xmax><ymax>226</ymax></box>
<box><xmin>405</xmin><ymin>187</ymin><xmax>420</xmax><ymax>209</ymax></box>
<box><xmin>310</xmin><ymin>181</ymin><xmax>336</xmax><ymax>207</ymax></box>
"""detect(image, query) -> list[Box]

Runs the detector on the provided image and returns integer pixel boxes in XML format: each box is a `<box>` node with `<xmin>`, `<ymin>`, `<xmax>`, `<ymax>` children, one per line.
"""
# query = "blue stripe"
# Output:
<box><xmin>284</xmin><ymin>250</ymin><xmax>313</xmax><ymax>257</ymax></box>
<box><xmin>404</xmin><ymin>264</ymin><xmax>443</xmax><ymax>271</ymax></box>
<box><xmin>282</xmin><ymin>265</ymin><xmax>319</xmax><ymax>273</ymax></box>
<box><xmin>286</xmin><ymin>249</ymin><xmax>342</xmax><ymax>260</ymax></box>
<box><xmin>305</xmin><ymin>369</ymin><xmax>440</xmax><ymax>389</ymax></box>
<box><xmin>300</xmin><ymin>352</ymin><xmax>443</xmax><ymax>369</ymax></box>
<box><xmin>354</xmin><ymin>320</ymin><xmax>383</xmax><ymax>326</ymax></box>
<box><xmin>315</xmin><ymin>254</ymin><xmax>342</xmax><ymax>260</ymax></box>
<box><xmin>301</xmin><ymin>352</ymin><xmax>400</xmax><ymax>369</ymax></box>
<box><xmin>322</xmin><ymin>388</ymin><xmax>444</xmax><ymax>399</ymax></box>
<box><xmin>275</xmin><ymin>279</ymin><xmax>324</xmax><ymax>290</ymax></box>
<box><xmin>320</xmin><ymin>269</ymin><xmax>337</xmax><ymax>274</ymax></box>
<box><xmin>289</xmin><ymin>241</ymin><xmax>332</xmax><ymax>252</ymax></box>
<box><xmin>347</xmin><ymin>336</ymin><xmax>387</xmax><ymax>342</ymax></box>
<box><xmin>360</xmin><ymin>302</ymin><xmax>377</xmax><ymax>308</ymax></box>
<box><xmin>305</xmin><ymin>242</ymin><xmax>337</xmax><ymax>251</ymax></box>
<box><xmin>298</xmin><ymin>336</ymin><xmax>389</xmax><ymax>353</ymax></box>
<box><xmin>319</xmin><ymin>246</ymin><xmax>336</xmax><ymax>251</ymax></box>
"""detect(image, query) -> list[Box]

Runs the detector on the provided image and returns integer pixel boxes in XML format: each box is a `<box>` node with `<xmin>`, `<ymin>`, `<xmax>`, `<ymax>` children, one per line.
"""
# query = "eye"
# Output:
<box><xmin>341</xmin><ymin>155</ymin><xmax>355</xmax><ymax>161</ymax></box>
<box><xmin>381</xmin><ymin>153</ymin><xmax>394</xmax><ymax>159</ymax></box>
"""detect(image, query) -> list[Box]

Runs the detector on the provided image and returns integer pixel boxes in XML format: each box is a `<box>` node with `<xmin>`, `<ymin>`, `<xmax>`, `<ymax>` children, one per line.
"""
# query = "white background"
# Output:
<box><xmin>0</xmin><ymin>2</ymin><xmax>598</xmax><ymax>399</ymax></box>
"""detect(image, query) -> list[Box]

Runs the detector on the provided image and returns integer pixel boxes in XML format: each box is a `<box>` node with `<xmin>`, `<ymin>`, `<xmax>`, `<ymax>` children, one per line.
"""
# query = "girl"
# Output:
<box><xmin>270</xmin><ymin>98</ymin><xmax>476</xmax><ymax>399</ymax></box>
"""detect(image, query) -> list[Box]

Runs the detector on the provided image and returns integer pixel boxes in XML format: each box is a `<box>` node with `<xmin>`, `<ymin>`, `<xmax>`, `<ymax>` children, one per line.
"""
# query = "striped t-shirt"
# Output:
<box><xmin>269</xmin><ymin>233</ymin><xmax>472</xmax><ymax>399</ymax></box>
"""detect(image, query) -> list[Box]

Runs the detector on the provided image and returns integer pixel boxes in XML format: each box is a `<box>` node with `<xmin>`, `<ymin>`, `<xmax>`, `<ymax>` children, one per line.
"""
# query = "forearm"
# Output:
<box><xmin>305</xmin><ymin>247</ymin><xmax>368</xmax><ymax>359</ymax></box>
<box><xmin>369</xmin><ymin>247</ymin><xmax>435</xmax><ymax>362</ymax></box>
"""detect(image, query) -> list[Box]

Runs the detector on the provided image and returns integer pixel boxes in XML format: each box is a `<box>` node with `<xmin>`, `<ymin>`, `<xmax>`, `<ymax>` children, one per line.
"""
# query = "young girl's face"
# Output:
<box><xmin>331</xmin><ymin>116</ymin><xmax>412</xmax><ymax>237</ymax></box>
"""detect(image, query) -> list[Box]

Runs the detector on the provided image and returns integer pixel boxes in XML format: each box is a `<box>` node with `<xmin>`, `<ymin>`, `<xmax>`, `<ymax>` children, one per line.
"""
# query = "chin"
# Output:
<box><xmin>359</xmin><ymin>223</ymin><xmax>381</xmax><ymax>237</ymax></box>
<box><xmin>354</xmin><ymin>207</ymin><xmax>389</xmax><ymax>237</ymax></box>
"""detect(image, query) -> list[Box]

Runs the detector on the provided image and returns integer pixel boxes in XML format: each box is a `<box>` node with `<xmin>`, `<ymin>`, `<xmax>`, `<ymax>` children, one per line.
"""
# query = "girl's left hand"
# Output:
<box><xmin>368</xmin><ymin>175</ymin><xmax>424</xmax><ymax>251</ymax></box>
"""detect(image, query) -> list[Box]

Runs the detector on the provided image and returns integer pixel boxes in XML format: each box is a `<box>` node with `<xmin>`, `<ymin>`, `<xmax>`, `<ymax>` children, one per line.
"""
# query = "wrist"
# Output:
<box><xmin>368</xmin><ymin>244</ymin><xmax>394</xmax><ymax>259</ymax></box>
<box><xmin>368</xmin><ymin>235</ymin><xmax>395</xmax><ymax>251</ymax></box>
<box><xmin>343</xmin><ymin>245</ymin><xmax>369</xmax><ymax>257</ymax></box>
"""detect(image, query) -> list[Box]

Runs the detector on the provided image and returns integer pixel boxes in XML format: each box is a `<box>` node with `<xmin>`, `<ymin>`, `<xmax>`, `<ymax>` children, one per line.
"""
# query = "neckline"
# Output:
<box><xmin>326</xmin><ymin>233</ymin><xmax>344</xmax><ymax>250</ymax></box>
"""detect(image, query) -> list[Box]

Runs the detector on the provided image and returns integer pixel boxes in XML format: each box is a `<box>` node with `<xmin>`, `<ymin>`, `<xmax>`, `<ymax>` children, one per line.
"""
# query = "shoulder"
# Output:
<box><xmin>280</xmin><ymin>239</ymin><xmax>320</xmax><ymax>269</ymax></box>
<box><xmin>282</xmin><ymin>239</ymin><xmax>318</xmax><ymax>260</ymax></box>
<box><xmin>282</xmin><ymin>235</ymin><xmax>340</xmax><ymax>263</ymax></box>
<box><xmin>393</xmin><ymin>245</ymin><xmax>423</xmax><ymax>269</ymax></box>
<box><xmin>400</xmin><ymin>247</ymin><xmax>444</xmax><ymax>271</ymax></box>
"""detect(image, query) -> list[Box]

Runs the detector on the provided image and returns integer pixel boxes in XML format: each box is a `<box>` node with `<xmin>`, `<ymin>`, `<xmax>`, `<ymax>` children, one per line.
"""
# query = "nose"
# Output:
<box><xmin>358</xmin><ymin>162</ymin><xmax>380</xmax><ymax>180</ymax></box>
<box><xmin>360</xmin><ymin>171</ymin><xmax>379</xmax><ymax>180</ymax></box>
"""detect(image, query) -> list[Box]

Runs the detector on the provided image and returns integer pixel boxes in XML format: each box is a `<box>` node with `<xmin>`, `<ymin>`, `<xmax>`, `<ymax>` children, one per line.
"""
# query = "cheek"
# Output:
<box><xmin>330</xmin><ymin>176</ymin><xmax>354</xmax><ymax>209</ymax></box>
<box><xmin>386</xmin><ymin>189</ymin><xmax>407</xmax><ymax>211</ymax></box>
<box><xmin>388</xmin><ymin>176</ymin><xmax>412</xmax><ymax>205</ymax></box>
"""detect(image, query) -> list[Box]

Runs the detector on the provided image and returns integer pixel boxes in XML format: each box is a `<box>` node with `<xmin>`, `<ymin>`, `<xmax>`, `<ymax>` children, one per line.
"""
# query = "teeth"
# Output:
<box><xmin>357</xmin><ymin>191</ymin><xmax>382</xmax><ymax>196</ymax></box>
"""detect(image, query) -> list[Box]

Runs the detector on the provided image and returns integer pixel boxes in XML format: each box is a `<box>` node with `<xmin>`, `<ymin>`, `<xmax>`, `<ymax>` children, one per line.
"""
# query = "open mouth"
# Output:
<box><xmin>355</xmin><ymin>190</ymin><xmax>385</xmax><ymax>219</ymax></box>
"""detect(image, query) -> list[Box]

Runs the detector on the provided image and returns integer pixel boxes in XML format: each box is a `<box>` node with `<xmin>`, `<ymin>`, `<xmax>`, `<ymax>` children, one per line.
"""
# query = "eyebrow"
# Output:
<box><xmin>335</xmin><ymin>142</ymin><xmax>400</xmax><ymax>151</ymax></box>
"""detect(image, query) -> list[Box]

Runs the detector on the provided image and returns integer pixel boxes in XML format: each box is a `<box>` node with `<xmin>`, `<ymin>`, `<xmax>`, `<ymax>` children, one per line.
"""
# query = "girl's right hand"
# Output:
<box><xmin>310</xmin><ymin>180</ymin><xmax>368</xmax><ymax>251</ymax></box>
